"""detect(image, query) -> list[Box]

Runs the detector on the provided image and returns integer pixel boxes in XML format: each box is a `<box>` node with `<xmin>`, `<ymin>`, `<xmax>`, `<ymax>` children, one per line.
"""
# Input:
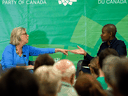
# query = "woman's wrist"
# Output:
<box><xmin>55</xmin><ymin>48</ymin><xmax>61</xmax><ymax>53</ymax></box>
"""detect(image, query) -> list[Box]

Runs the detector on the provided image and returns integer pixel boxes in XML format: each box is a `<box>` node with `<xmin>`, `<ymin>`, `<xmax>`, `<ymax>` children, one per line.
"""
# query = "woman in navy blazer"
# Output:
<box><xmin>1</xmin><ymin>27</ymin><xmax>68</xmax><ymax>70</ymax></box>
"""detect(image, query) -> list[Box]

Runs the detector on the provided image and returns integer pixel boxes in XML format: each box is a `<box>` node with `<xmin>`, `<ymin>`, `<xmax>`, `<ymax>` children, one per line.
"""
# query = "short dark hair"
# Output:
<box><xmin>99</xmin><ymin>48</ymin><xmax>119</xmax><ymax>69</ymax></box>
<box><xmin>34</xmin><ymin>54</ymin><xmax>55</xmax><ymax>71</ymax></box>
<box><xmin>103</xmin><ymin>24</ymin><xmax>117</xmax><ymax>37</ymax></box>
<box><xmin>0</xmin><ymin>68</ymin><xmax>39</xmax><ymax>96</ymax></box>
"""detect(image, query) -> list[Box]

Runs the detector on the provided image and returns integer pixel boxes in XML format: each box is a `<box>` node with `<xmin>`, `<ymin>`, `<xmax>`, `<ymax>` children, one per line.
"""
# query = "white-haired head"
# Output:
<box><xmin>52</xmin><ymin>59</ymin><xmax>76</xmax><ymax>78</ymax></box>
<box><xmin>34</xmin><ymin>65</ymin><xmax>61</xmax><ymax>96</ymax></box>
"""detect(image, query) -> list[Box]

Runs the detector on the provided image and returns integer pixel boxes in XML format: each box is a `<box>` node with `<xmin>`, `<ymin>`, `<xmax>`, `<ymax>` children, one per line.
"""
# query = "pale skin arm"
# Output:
<box><xmin>16</xmin><ymin>48</ymin><xmax>68</xmax><ymax>69</ymax></box>
<box><xmin>55</xmin><ymin>48</ymin><xmax>68</xmax><ymax>56</ymax></box>
<box><xmin>69</xmin><ymin>45</ymin><xmax>87</xmax><ymax>56</ymax></box>
<box><xmin>16</xmin><ymin>65</ymin><xmax>34</xmax><ymax>69</ymax></box>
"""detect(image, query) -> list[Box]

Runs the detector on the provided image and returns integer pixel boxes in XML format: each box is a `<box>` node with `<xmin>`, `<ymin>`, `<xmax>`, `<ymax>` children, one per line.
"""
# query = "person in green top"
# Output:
<box><xmin>97</xmin><ymin>48</ymin><xmax>119</xmax><ymax>90</ymax></box>
<box><xmin>97</xmin><ymin>77</ymin><xmax>108</xmax><ymax>90</ymax></box>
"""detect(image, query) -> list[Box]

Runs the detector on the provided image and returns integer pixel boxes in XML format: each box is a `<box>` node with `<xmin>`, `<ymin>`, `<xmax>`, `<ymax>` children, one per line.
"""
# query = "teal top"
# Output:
<box><xmin>97</xmin><ymin>77</ymin><xmax>108</xmax><ymax>90</ymax></box>
<box><xmin>58</xmin><ymin>81</ymin><xmax>78</xmax><ymax>96</ymax></box>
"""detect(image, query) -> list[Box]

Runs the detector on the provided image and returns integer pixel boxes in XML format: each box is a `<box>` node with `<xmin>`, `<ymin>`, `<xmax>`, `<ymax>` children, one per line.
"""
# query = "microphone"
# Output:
<box><xmin>22</xmin><ymin>49</ymin><xmax>26</xmax><ymax>57</ymax></box>
<box><xmin>23</xmin><ymin>55</ymin><xmax>26</xmax><ymax>57</ymax></box>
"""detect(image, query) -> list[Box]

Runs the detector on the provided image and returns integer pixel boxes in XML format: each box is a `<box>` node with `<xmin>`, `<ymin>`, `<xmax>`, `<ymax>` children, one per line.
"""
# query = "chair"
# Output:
<box><xmin>76</xmin><ymin>60</ymin><xmax>90</xmax><ymax>79</ymax></box>
<box><xmin>28</xmin><ymin>60</ymin><xmax>35</xmax><ymax>65</ymax></box>
<box><xmin>0</xmin><ymin>61</ymin><xmax>4</xmax><ymax>75</ymax></box>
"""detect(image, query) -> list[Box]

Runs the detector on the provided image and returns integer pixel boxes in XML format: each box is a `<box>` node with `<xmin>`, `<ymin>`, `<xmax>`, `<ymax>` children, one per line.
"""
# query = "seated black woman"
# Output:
<box><xmin>70</xmin><ymin>24</ymin><xmax>127</xmax><ymax>72</ymax></box>
<box><xmin>1</xmin><ymin>27</ymin><xmax>68</xmax><ymax>71</ymax></box>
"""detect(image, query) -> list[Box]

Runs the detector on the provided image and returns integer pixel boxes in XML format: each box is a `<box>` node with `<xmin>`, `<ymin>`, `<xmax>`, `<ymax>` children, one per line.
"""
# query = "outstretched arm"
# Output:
<box><xmin>28</xmin><ymin>45</ymin><xmax>68</xmax><ymax>56</ymax></box>
<box><xmin>55</xmin><ymin>48</ymin><xmax>68</xmax><ymax>56</ymax></box>
<box><xmin>69</xmin><ymin>45</ymin><xmax>87</xmax><ymax>56</ymax></box>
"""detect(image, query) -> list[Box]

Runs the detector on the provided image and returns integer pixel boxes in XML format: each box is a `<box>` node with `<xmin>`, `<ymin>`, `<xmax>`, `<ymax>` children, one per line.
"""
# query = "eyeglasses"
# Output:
<box><xmin>22</xmin><ymin>33</ymin><xmax>28</xmax><ymax>35</ymax></box>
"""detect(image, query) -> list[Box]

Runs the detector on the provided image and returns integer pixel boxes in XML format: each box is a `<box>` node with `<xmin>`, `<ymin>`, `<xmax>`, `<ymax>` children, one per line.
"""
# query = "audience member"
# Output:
<box><xmin>74</xmin><ymin>73</ymin><xmax>107</xmax><ymax>96</ymax></box>
<box><xmin>78</xmin><ymin>56</ymin><xmax>99</xmax><ymax>79</ymax></box>
<box><xmin>111</xmin><ymin>57</ymin><xmax>128</xmax><ymax>96</ymax></box>
<box><xmin>78</xmin><ymin>70</ymin><xmax>84</xmax><ymax>76</ymax></box>
<box><xmin>34</xmin><ymin>54</ymin><xmax>55</xmax><ymax>71</ymax></box>
<box><xmin>97</xmin><ymin>48</ymin><xmax>119</xmax><ymax>89</ymax></box>
<box><xmin>53</xmin><ymin>59</ymin><xmax>78</xmax><ymax>96</ymax></box>
<box><xmin>102</xmin><ymin>55</ymin><xmax>120</xmax><ymax>96</ymax></box>
<box><xmin>88</xmin><ymin>56</ymin><xmax>99</xmax><ymax>78</ymax></box>
<box><xmin>34</xmin><ymin>65</ymin><xmax>61</xmax><ymax>96</ymax></box>
<box><xmin>0</xmin><ymin>68</ymin><xmax>40</xmax><ymax>96</ymax></box>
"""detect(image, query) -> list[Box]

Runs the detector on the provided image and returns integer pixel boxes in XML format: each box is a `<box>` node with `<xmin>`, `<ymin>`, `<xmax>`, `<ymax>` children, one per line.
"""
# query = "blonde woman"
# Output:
<box><xmin>1</xmin><ymin>27</ymin><xmax>68</xmax><ymax>71</ymax></box>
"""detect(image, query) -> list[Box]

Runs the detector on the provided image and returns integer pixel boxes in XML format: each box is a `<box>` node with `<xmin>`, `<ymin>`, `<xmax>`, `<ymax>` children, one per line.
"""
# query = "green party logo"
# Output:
<box><xmin>58</xmin><ymin>0</ymin><xmax>77</xmax><ymax>6</ymax></box>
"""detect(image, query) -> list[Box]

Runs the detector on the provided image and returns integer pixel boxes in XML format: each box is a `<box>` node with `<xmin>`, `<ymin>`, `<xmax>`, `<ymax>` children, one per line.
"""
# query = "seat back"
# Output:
<box><xmin>76</xmin><ymin>60</ymin><xmax>83</xmax><ymax>78</ymax></box>
<box><xmin>0</xmin><ymin>63</ymin><xmax>4</xmax><ymax>75</ymax></box>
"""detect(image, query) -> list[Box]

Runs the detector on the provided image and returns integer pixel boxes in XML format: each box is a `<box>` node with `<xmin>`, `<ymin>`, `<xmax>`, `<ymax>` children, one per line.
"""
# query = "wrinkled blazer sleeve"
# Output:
<box><xmin>28</xmin><ymin>45</ymin><xmax>55</xmax><ymax>56</ymax></box>
<box><xmin>1</xmin><ymin>45</ymin><xmax>16</xmax><ymax>70</ymax></box>
<box><xmin>116</xmin><ymin>41</ymin><xmax>127</xmax><ymax>56</ymax></box>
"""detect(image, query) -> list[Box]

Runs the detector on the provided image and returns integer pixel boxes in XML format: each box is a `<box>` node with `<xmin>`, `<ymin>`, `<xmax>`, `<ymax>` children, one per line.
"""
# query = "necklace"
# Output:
<box><xmin>16</xmin><ymin>48</ymin><xmax>23</xmax><ymax>56</ymax></box>
<box><xmin>16</xmin><ymin>48</ymin><xmax>19</xmax><ymax>54</ymax></box>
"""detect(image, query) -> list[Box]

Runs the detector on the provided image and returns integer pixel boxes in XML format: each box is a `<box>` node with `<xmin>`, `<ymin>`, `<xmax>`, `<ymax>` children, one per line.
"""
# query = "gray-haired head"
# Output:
<box><xmin>52</xmin><ymin>59</ymin><xmax>76</xmax><ymax>86</ymax></box>
<box><xmin>10</xmin><ymin>27</ymin><xmax>26</xmax><ymax>45</ymax></box>
<box><xmin>52</xmin><ymin>59</ymin><xmax>76</xmax><ymax>78</ymax></box>
<box><xmin>102</xmin><ymin>55</ymin><xmax>120</xmax><ymax>86</ymax></box>
<box><xmin>34</xmin><ymin>65</ymin><xmax>61</xmax><ymax>96</ymax></box>
<box><xmin>111</xmin><ymin>57</ymin><xmax>128</xmax><ymax>96</ymax></box>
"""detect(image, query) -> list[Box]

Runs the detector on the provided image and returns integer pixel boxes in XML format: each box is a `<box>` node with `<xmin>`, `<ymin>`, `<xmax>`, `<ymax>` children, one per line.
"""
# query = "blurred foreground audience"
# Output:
<box><xmin>97</xmin><ymin>48</ymin><xmax>119</xmax><ymax>89</ymax></box>
<box><xmin>110</xmin><ymin>57</ymin><xmax>128</xmax><ymax>96</ymax></box>
<box><xmin>74</xmin><ymin>73</ymin><xmax>107</xmax><ymax>96</ymax></box>
<box><xmin>88</xmin><ymin>56</ymin><xmax>99</xmax><ymax>78</ymax></box>
<box><xmin>102</xmin><ymin>55</ymin><xmax>120</xmax><ymax>96</ymax></box>
<box><xmin>53</xmin><ymin>59</ymin><xmax>78</xmax><ymax>96</ymax></box>
<box><xmin>34</xmin><ymin>65</ymin><xmax>61</xmax><ymax>96</ymax></box>
<box><xmin>0</xmin><ymin>54</ymin><xmax>128</xmax><ymax>96</ymax></box>
<box><xmin>0</xmin><ymin>68</ymin><xmax>40</xmax><ymax>96</ymax></box>
<box><xmin>34</xmin><ymin>54</ymin><xmax>55</xmax><ymax>71</ymax></box>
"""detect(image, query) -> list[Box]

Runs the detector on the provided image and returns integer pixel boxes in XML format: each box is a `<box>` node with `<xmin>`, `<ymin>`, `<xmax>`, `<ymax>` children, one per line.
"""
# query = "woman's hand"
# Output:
<box><xmin>16</xmin><ymin>65</ymin><xmax>34</xmax><ymax>70</ymax></box>
<box><xmin>55</xmin><ymin>49</ymin><xmax>68</xmax><ymax>56</ymax></box>
<box><xmin>69</xmin><ymin>45</ymin><xmax>87</xmax><ymax>56</ymax></box>
<box><xmin>26</xmin><ymin>65</ymin><xmax>34</xmax><ymax>70</ymax></box>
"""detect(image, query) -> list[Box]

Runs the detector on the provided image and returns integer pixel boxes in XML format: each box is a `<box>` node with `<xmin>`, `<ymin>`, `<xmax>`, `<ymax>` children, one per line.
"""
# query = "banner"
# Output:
<box><xmin>0</xmin><ymin>0</ymin><xmax>128</xmax><ymax>68</ymax></box>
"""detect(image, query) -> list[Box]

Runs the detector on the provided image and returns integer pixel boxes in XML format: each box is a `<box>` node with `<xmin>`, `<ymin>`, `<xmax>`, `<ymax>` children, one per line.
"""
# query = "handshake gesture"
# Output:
<box><xmin>55</xmin><ymin>45</ymin><xmax>87</xmax><ymax>56</ymax></box>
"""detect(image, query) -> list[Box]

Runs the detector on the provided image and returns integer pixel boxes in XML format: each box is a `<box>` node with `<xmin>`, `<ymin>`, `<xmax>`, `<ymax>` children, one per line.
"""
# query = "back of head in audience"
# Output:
<box><xmin>74</xmin><ymin>73</ymin><xmax>107</xmax><ymax>96</ymax></box>
<box><xmin>88</xmin><ymin>56</ymin><xmax>99</xmax><ymax>78</ymax></box>
<box><xmin>102</xmin><ymin>55</ymin><xmax>120</xmax><ymax>86</ymax></box>
<box><xmin>99</xmin><ymin>48</ymin><xmax>119</xmax><ymax>69</ymax></box>
<box><xmin>111</xmin><ymin>57</ymin><xmax>128</xmax><ymax>96</ymax></box>
<box><xmin>0</xmin><ymin>68</ymin><xmax>39</xmax><ymax>96</ymax></box>
<box><xmin>34</xmin><ymin>54</ymin><xmax>55</xmax><ymax>71</ymax></box>
<box><xmin>53</xmin><ymin>59</ymin><xmax>76</xmax><ymax>86</ymax></box>
<box><xmin>34</xmin><ymin>65</ymin><xmax>61</xmax><ymax>96</ymax></box>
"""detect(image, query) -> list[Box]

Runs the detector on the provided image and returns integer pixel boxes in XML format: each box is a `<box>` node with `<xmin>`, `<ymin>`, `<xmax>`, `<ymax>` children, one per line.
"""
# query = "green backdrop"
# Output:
<box><xmin>0</xmin><ymin>0</ymin><xmax>128</xmax><ymax>68</ymax></box>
